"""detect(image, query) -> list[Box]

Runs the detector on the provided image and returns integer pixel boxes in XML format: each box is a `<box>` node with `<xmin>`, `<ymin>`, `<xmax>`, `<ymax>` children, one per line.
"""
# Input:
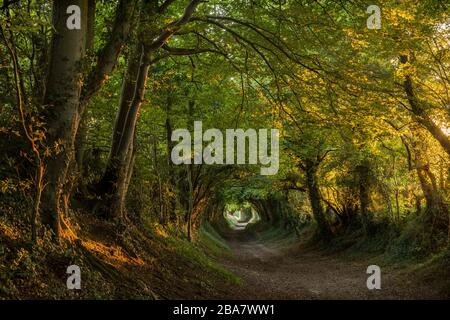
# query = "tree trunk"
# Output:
<box><xmin>186</xmin><ymin>164</ymin><xmax>193</xmax><ymax>242</ymax></box>
<box><xmin>94</xmin><ymin>0</ymin><xmax>201</xmax><ymax>219</ymax></box>
<box><xmin>74</xmin><ymin>0</ymin><xmax>95</xmax><ymax>174</ymax></box>
<box><xmin>86</xmin><ymin>0</ymin><xmax>96</xmax><ymax>51</ymax></box>
<box><xmin>408</xmin><ymin>127</ymin><xmax>444</xmax><ymax>216</ymax></box>
<box><xmin>165</xmin><ymin>96</ymin><xmax>178</xmax><ymax>222</ymax></box>
<box><xmin>417</xmin><ymin>165</ymin><xmax>441</xmax><ymax>214</ymax></box>
<box><xmin>415</xmin><ymin>194</ymin><xmax>422</xmax><ymax>215</ymax></box>
<box><xmin>80</xmin><ymin>0</ymin><xmax>139</xmax><ymax>105</ymax></box>
<box><xmin>357</xmin><ymin>160</ymin><xmax>372</xmax><ymax>233</ymax></box>
<box><xmin>152</xmin><ymin>128</ymin><xmax>164</xmax><ymax>223</ymax></box>
<box><xmin>75</xmin><ymin>0</ymin><xmax>138</xmax><ymax>192</ymax></box>
<box><xmin>99</xmin><ymin>45</ymin><xmax>151</xmax><ymax>219</ymax></box>
<box><xmin>110</xmin><ymin>135</ymin><xmax>136</xmax><ymax>218</ymax></box>
<box><xmin>395</xmin><ymin>190</ymin><xmax>400</xmax><ymax>221</ymax></box>
<box><xmin>304</xmin><ymin>160</ymin><xmax>330</xmax><ymax>239</ymax></box>
<box><xmin>97</xmin><ymin>42</ymin><xmax>141</xmax><ymax>196</ymax></box>
<box><xmin>111</xmin><ymin>44</ymin><xmax>150</xmax><ymax>179</ymax></box>
<box><xmin>41</xmin><ymin>0</ymin><xmax>88</xmax><ymax>239</ymax></box>
<box><xmin>400</xmin><ymin>54</ymin><xmax>450</xmax><ymax>158</ymax></box>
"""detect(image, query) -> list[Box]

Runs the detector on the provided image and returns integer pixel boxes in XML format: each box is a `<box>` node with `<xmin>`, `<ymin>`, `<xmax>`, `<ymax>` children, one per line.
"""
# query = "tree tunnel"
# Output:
<box><xmin>223</xmin><ymin>203</ymin><xmax>260</xmax><ymax>230</ymax></box>
<box><xmin>205</xmin><ymin>191</ymin><xmax>301</xmax><ymax>241</ymax></box>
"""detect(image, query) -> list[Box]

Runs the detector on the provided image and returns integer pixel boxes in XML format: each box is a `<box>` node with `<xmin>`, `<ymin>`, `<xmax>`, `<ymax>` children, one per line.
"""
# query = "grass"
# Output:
<box><xmin>166</xmin><ymin>227</ymin><xmax>242</xmax><ymax>286</ymax></box>
<box><xmin>197</xmin><ymin>221</ymin><xmax>232</xmax><ymax>257</ymax></box>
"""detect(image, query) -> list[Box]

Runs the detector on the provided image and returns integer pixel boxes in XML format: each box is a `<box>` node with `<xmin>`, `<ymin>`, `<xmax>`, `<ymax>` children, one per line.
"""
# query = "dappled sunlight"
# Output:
<box><xmin>81</xmin><ymin>239</ymin><xmax>145</xmax><ymax>266</ymax></box>
<box><xmin>441</xmin><ymin>124</ymin><xmax>450</xmax><ymax>136</ymax></box>
<box><xmin>60</xmin><ymin>215</ymin><xmax>79</xmax><ymax>242</ymax></box>
<box><xmin>154</xmin><ymin>223</ymin><xmax>169</xmax><ymax>238</ymax></box>
<box><xmin>60</xmin><ymin>215</ymin><xmax>144</xmax><ymax>267</ymax></box>
<box><xmin>0</xmin><ymin>220</ymin><xmax>19</xmax><ymax>241</ymax></box>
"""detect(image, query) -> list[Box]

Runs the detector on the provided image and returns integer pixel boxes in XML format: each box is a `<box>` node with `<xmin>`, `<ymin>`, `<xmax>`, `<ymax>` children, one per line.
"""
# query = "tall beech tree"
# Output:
<box><xmin>95</xmin><ymin>0</ymin><xmax>203</xmax><ymax>219</ymax></box>
<box><xmin>41</xmin><ymin>0</ymin><xmax>89</xmax><ymax>238</ymax></box>
<box><xmin>41</xmin><ymin>0</ymin><xmax>138</xmax><ymax>238</ymax></box>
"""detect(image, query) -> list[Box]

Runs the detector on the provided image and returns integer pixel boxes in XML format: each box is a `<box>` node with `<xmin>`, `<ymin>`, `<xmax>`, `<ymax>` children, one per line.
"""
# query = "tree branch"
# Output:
<box><xmin>199</xmin><ymin>15</ymin><xmax>320</xmax><ymax>74</ymax></box>
<box><xmin>81</xmin><ymin>0</ymin><xmax>139</xmax><ymax>106</ymax></box>
<box><xmin>161</xmin><ymin>44</ymin><xmax>221</xmax><ymax>56</ymax></box>
<box><xmin>146</xmin><ymin>0</ymin><xmax>202</xmax><ymax>52</ymax></box>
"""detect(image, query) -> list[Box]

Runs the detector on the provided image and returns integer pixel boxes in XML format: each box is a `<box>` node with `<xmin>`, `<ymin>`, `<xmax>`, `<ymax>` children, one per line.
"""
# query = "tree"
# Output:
<box><xmin>41</xmin><ymin>0</ymin><xmax>89</xmax><ymax>238</ymax></box>
<box><xmin>40</xmin><ymin>0</ymin><xmax>138</xmax><ymax>237</ymax></box>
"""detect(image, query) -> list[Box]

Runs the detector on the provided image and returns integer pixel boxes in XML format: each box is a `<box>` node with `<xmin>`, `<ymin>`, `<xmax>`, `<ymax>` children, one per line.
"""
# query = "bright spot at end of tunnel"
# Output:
<box><xmin>224</xmin><ymin>204</ymin><xmax>260</xmax><ymax>230</ymax></box>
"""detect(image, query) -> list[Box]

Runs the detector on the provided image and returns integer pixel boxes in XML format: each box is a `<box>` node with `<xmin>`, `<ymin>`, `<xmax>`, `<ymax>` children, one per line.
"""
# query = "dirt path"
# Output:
<box><xmin>219</xmin><ymin>230</ymin><xmax>442</xmax><ymax>299</ymax></box>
